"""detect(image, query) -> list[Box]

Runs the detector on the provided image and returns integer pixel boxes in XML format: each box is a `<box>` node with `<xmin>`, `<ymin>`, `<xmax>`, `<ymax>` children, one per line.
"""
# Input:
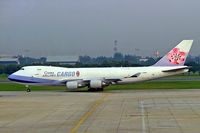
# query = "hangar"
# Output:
<box><xmin>46</xmin><ymin>56</ymin><xmax>79</xmax><ymax>65</ymax></box>
<box><xmin>0</xmin><ymin>57</ymin><xmax>19</xmax><ymax>65</ymax></box>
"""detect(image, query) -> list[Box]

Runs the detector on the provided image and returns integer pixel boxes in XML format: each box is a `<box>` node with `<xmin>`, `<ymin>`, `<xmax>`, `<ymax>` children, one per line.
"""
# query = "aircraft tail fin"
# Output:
<box><xmin>153</xmin><ymin>40</ymin><xmax>193</xmax><ymax>66</ymax></box>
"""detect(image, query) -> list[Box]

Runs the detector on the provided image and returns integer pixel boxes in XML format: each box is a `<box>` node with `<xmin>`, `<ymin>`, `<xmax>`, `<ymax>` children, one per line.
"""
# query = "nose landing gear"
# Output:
<box><xmin>26</xmin><ymin>85</ymin><xmax>31</xmax><ymax>92</ymax></box>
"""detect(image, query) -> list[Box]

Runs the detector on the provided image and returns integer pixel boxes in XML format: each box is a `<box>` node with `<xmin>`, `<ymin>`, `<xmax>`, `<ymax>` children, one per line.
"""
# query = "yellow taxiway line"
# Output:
<box><xmin>69</xmin><ymin>93</ymin><xmax>109</xmax><ymax>133</ymax></box>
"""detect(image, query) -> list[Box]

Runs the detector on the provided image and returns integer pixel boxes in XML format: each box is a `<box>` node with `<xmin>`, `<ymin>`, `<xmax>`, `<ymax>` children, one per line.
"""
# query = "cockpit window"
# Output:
<box><xmin>20</xmin><ymin>68</ymin><xmax>25</xmax><ymax>70</ymax></box>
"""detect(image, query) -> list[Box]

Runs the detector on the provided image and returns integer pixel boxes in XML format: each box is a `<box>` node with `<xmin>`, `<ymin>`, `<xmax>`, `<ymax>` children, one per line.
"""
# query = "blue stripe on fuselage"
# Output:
<box><xmin>8</xmin><ymin>74</ymin><xmax>61</xmax><ymax>85</ymax></box>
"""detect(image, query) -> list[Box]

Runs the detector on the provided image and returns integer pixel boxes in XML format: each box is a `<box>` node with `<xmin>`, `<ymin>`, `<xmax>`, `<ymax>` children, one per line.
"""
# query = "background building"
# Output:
<box><xmin>0</xmin><ymin>57</ymin><xmax>19</xmax><ymax>65</ymax></box>
<box><xmin>46</xmin><ymin>56</ymin><xmax>79</xmax><ymax>65</ymax></box>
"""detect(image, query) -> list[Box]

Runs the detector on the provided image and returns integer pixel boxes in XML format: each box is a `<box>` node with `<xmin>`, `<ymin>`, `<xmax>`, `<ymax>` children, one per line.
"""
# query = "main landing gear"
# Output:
<box><xmin>88</xmin><ymin>88</ymin><xmax>104</xmax><ymax>92</ymax></box>
<box><xmin>26</xmin><ymin>85</ymin><xmax>31</xmax><ymax>92</ymax></box>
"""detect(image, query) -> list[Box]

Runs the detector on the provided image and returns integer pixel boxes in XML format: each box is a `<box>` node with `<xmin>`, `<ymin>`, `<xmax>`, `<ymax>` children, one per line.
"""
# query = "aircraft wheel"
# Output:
<box><xmin>97</xmin><ymin>88</ymin><xmax>104</xmax><ymax>91</ymax></box>
<box><xmin>88</xmin><ymin>88</ymin><xmax>104</xmax><ymax>92</ymax></box>
<box><xmin>26</xmin><ymin>88</ymin><xmax>31</xmax><ymax>92</ymax></box>
<box><xmin>88</xmin><ymin>88</ymin><xmax>96</xmax><ymax>92</ymax></box>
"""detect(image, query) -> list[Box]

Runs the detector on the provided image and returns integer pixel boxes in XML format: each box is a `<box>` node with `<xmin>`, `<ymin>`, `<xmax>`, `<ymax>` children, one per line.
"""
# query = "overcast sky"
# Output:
<box><xmin>0</xmin><ymin>0</ymin><xmax>200</xmax><ymax>57</ymax></box>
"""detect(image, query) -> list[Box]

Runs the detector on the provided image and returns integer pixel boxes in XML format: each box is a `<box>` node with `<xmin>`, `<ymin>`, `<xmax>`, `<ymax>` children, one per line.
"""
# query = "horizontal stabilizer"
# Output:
<box><xmin>162</xmin><ymin>66</ymin><xmax>189</xmax><ymax>72</ymax></box>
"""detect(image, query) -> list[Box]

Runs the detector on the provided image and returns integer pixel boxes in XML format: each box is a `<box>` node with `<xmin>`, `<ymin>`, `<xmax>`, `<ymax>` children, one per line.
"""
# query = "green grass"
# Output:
<box><xmin>171</xmin><ymin>74</ymin><xmax>200</xmax><ymax>78</ymax></box>
<box><xmin>106</xmin><ymin>81</ymin><xmax>200</xmax><ymax>91</ymax></box>
<box><xmin>0</xmin><ymin>81</ymin><xmax>200</xmax><ymax>91</ymax></box>
<box><xmin>0</xmin><ymin>83</ymin><xmax>64</xmax><ymax>91</ymax></box>
<box><xmin>0</xmin><ymin>74</ymin><xmax>8</xmax><ymax>80</ymax></box>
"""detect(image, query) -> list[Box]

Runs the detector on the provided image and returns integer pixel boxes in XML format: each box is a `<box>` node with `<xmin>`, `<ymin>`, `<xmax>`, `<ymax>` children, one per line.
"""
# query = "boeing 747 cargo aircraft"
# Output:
<box><xmin>8</xmin><ymin>40</ymin><xmax>193</xmax><ymax>92</ymax></box>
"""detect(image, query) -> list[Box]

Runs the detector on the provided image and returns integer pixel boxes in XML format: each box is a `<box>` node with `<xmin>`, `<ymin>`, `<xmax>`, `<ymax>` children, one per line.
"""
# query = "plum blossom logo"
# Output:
<box><xmin>76</xmin><ymin>71</ymin><xmax>80</xmax><ymax>77</ymax></box>
<box><xmin>167</xmin><ymin>48</ymin><xmax>186</xmax><ymax>64</ymax></box>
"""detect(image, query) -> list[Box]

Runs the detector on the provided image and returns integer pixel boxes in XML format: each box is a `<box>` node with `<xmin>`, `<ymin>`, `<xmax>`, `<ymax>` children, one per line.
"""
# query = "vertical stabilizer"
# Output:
<box><xmin>154</xmin><ymin>40</ymin><xmax>193</xmax><ymax>66</ymax></box>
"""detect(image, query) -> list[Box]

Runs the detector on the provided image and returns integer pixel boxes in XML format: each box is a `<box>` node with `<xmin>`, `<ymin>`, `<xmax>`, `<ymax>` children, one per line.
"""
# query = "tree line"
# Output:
<box><xmin>1</xmin><ymin>61</ymin><xmax>200</xmax><ymax>75</ymax></box>
<box><xmin>1</xmin><ymin>53</ymin><xmax>200</xmax><ymax>75</ymax></box>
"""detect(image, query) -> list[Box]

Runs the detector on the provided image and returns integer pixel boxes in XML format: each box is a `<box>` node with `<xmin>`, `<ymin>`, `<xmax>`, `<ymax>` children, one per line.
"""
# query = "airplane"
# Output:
<box><xmin>8</xmin><ymin>40</ymin><xmax>193</xmax><ymax>92</ymax></box>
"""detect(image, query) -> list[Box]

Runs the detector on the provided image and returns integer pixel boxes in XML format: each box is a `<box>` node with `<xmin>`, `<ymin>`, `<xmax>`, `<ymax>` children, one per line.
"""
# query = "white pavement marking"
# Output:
<box><xmin>140</xmin><ymin>101</ymin><xmax>146</xmax><ymax>133</ymax></box>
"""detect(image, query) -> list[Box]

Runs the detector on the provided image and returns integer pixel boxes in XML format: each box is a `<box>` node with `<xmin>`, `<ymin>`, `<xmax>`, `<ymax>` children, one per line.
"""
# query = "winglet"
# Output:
<box><xmin>154</xmin><ymin>40</ymin><xmax>193</xmax><ymax>66</ymax></box>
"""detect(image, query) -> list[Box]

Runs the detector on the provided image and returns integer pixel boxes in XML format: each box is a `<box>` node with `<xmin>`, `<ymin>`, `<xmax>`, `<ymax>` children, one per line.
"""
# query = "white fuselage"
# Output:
<box><xmin>8</xmin><ymin>66</ymin><xmax>188</xmax><ymax>89</ymax></box>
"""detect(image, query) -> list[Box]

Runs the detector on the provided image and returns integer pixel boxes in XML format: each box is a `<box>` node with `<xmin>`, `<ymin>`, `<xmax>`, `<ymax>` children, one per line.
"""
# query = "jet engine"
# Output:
<box><xmin>66</xmin><ymin>81</ymin><xmax>85</xmax><ymax>90</ymax></box>
<box><xmin>90</xmin><ymin>80</ymin><xmax>106</xmax><ymax>89</ymax></box>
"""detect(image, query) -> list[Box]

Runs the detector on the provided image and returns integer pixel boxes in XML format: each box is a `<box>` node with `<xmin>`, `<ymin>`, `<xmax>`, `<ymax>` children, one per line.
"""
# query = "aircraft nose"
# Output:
<box><xmin>8</xmin><ymin>74</ymin><xmax>16</xmax><ymax>81</ymax></box>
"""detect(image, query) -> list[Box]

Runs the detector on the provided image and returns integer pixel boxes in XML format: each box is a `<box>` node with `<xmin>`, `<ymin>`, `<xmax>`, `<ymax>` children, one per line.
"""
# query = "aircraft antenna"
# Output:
<box><xmin>113</xmin><ymin>40</ymin><xmax>118</xmax><ymax>53</ymax></box>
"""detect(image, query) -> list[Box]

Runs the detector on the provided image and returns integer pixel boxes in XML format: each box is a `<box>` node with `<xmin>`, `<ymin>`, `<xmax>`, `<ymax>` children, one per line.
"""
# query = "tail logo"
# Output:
<box><xmin>167</xmin><ymin>48</ymin><xmax>186</xmax><ymax>64</ymax></box>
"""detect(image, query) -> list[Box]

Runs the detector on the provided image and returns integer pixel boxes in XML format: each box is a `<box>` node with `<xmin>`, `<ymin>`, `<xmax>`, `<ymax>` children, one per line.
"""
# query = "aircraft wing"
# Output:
<box><xmin>122</xmin><ymin>73</ymin><xmax>141</xmax><ymax>78</ymax></box>
<box><xmin>58</xmin><ymin>77</ymin><xmax>123</xmax><ymax>85</ymax></box>
<box><xmin>58</xmin><ymin>70</ymin><xmax>145</xmax><ymax>86</ymax></box>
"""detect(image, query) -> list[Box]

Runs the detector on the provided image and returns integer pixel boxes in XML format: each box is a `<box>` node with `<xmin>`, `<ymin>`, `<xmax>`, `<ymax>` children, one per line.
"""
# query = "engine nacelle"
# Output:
<box><xmin>66</xmin><ymin>81</ymin><xmax>86</xmax><ymax>90</ymax></box>
<box><xmin>66</xmin><ymin>81</ymin><xmax>79</xmax><ymax>90</ymax></box>
<box><xmin>90</xmin><ymin>80</ymin><xmax>104</xmax><ymax>89</ymax></box>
